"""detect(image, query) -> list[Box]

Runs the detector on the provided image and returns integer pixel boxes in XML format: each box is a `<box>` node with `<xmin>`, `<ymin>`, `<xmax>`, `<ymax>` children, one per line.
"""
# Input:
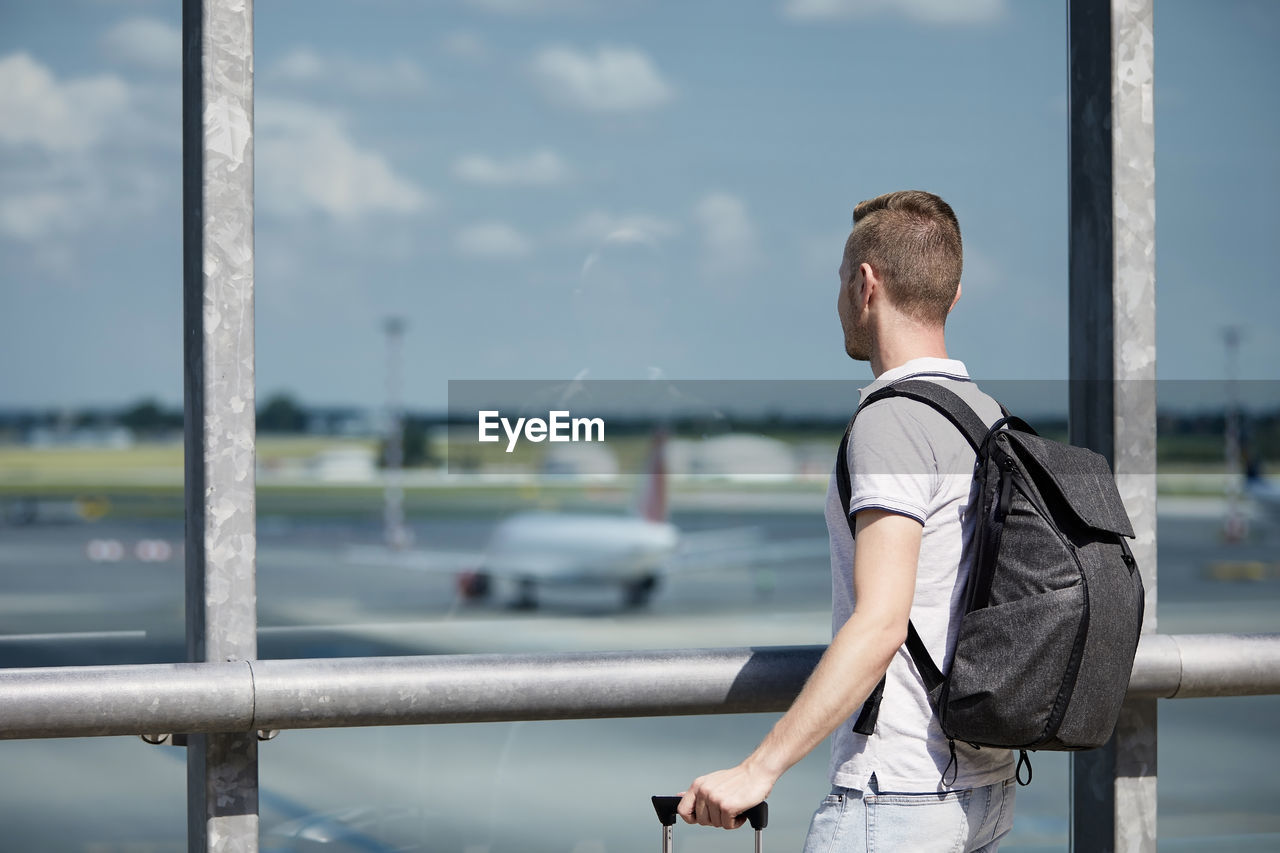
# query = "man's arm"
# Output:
<box><xmin>676</xmin><ymin>509</ymin><xmax>922</xmax><ymax>830</ymax></box>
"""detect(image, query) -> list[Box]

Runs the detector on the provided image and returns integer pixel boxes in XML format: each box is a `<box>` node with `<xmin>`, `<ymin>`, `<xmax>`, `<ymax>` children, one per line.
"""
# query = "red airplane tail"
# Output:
<box><xmin>636</xmin><ymin>430</ymin><xmax>668</xmax><ymax>523</ymax></box>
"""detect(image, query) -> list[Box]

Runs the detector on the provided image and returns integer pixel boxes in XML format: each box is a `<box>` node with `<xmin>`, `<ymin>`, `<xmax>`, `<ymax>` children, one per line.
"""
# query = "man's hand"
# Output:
<box><xmin>677</xmin><ymin>762</ymin><xmax>775</xmax><ymax>830</ymax></box>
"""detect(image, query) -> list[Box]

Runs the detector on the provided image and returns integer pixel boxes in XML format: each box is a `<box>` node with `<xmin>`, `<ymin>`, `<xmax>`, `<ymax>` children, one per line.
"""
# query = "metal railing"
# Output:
<box><xmin>2</xmin><ymin>634</ymin><xmax>1277</xmax><ymax>741</ymax></box>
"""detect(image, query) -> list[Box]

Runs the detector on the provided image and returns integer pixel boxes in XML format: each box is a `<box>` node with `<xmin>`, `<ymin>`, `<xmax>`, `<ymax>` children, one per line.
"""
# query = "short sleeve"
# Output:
<box><xmin>846</xmin><ymin>400</ymin><xmax>939</xmax><ymax>524</ymax></box>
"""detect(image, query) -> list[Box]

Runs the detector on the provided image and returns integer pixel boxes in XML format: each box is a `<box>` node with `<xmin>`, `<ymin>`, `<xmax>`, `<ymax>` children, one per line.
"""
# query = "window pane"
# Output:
<box><xmin>4</xmin><ymin>0</ymin><xmax>1278</xmax><ymax>850</ymax></box>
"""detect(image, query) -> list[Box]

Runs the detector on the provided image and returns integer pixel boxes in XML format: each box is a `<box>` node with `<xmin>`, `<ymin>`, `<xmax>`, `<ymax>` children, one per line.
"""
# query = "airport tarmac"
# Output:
<box><xmin>0</xmin><ymin>497</ymin><xmax>1277</xmax><ymax>851</ymax></box>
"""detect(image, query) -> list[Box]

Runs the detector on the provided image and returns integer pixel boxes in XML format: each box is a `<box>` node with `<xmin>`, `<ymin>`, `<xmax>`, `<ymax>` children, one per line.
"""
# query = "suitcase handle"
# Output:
<box><xmin>651</xmin><ymin>795</ymin><xmax>768</xmax><ymax>830</ymax></box>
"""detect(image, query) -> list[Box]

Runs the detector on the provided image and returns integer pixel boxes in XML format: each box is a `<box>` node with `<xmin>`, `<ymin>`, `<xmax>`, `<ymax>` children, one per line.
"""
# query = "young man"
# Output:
<box><xmin>677</xmin><ymin>191</ymin><xmax>1016</xmax><ymax>851</ymax></box>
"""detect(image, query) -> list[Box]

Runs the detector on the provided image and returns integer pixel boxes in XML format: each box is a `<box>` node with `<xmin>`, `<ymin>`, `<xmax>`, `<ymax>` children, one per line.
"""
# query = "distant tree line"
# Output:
<box><xmin>0</xmin><ymin>395</ymin><xmax>1277</xmax><ymax>466</ymax></box>
<box><xmin>0</xmin><ymin>393</ymin><xmax>349</xmax><ymax>438</ymax></box>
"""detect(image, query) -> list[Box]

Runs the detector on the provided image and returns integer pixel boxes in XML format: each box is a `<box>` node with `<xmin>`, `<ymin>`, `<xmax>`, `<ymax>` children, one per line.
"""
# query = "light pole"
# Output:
<box><xmin>384</xmin><ymin>316</ymin><xmax>410</xmax><ymax>550</ymax></box>
<box><xmin>1223</xmin><ymin>326</ymin><xmax>1247</xmax><ymax>542</ymax></box>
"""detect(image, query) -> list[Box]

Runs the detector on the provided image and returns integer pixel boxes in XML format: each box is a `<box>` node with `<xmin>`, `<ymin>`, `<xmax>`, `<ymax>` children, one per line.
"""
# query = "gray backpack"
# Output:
<box><xmin>837</xmin><ymin>380</ymin><xmax>1145</xmax><ymax>784</ymax></box>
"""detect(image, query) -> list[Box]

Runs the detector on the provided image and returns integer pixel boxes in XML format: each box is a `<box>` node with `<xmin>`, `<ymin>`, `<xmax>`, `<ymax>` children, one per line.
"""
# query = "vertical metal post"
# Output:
<box><xmin>183</xmin><ymin>1</ymin><xmax>258</xmax><ymax>851</ymax></box>
<box><xmin>1068</xmin><ymin>0</ymin><xmax>1157</xmax><ymax>851</ymax></box>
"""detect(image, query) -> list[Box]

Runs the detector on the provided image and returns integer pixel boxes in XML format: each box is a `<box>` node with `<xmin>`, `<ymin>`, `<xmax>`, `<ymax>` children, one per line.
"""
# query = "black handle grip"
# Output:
<box><xmin>651</xmin><ymin>796</ymin><xmax>768</xmax><ymax>830</ymax></box>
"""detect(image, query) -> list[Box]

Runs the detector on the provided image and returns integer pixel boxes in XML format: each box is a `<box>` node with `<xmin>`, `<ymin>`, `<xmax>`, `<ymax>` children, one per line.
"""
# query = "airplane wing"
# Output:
<box><xmin>343</xmin><ymin>544</ymin><xmax>600</xmax><ymax>581</ymax></box>
<box><xmin>344</xmin><ymin>544</ymin><xmax>480</xmax><ymax>573</ymax></box>
<box><xmin>672</xmin><ymin>526</ymin><xmax>762</xmax><ymax>555</ymax></box>
<box><xmin>345</xmin><ymin>528</ymin><xmax>829</xmax><ymax>577</ymax></box>
<box><xmin>670</xmin><ymin>528</ymin><xmax>829</xmax><ymax>573</ymax></box>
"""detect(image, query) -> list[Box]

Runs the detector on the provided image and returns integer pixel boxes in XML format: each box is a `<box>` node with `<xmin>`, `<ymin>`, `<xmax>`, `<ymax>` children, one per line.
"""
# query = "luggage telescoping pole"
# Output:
<box><xmin>651</xmin><ymin>796</ymin><xmax>768</xmax><ymax>853</ymax></box>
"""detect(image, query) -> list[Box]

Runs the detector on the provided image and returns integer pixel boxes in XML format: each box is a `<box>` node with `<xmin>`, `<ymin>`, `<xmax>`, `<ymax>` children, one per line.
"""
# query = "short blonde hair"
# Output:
<box><xmin>844</xmin><ymin>190</ymin><xmax>963</xmax><ymax>326</ymax></box>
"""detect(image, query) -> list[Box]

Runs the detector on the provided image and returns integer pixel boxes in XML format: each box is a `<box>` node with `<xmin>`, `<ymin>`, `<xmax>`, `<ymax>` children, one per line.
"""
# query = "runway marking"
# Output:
<box><xmin>258</xmin><ymin>610</ymin><xmax>830</xmax><ymax>654</ymax></box>
<box><xmin>0</xmin><ymin>630</ymin><xmax>147</xmax><ymax>643</ymax></box>
<box><xmin>1206</xmin><ymin>561</ymin><xmax>1280</xmax><ymax>582</ymax></box>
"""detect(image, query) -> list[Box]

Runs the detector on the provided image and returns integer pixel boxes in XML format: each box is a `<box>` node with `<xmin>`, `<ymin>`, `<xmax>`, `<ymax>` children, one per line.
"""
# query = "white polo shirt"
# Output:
<box><xmin>825</xmin><ymin>357</ymin><xmax>1015</xmax><ymax>792</ymax></box>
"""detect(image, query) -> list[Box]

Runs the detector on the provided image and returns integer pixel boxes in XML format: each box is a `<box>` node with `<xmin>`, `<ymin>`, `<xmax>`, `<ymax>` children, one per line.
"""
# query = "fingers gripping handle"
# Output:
<box><xmin>651</xmin><ymin>795</ymin><xmax>769</xmax><ymax>830</ymax></box>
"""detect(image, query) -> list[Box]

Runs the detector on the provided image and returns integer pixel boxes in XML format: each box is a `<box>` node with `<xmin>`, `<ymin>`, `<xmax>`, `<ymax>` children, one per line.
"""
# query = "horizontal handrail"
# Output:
<box><xmin>0</xmin><ymin>633</ymin><xmax>1277</xmax><ymax>740</ymax></box>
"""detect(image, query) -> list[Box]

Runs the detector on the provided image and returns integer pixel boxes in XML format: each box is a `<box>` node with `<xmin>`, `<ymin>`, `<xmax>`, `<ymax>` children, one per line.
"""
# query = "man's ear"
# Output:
<box><xmin>859</xmin><ymin>263</ymin><xmax>879</xmax><ymax>310</ymax></box>
<box><xmin>949</xmin><ymin>281</ymin><xmax>963</xmax><ymax>313</ymax></box>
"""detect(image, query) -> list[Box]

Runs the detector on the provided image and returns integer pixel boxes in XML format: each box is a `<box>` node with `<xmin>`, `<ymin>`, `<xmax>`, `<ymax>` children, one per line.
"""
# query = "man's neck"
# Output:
<box><xmin>869</xmin><ymin>325</ymin><xmax>950</xmax><ymax>378</ymax></box>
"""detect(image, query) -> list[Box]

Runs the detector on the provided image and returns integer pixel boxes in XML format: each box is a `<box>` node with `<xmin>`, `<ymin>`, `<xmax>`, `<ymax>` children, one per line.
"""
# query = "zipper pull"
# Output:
<box><xmin>996</xmin><ymin>457</ymin><xmax>1015</xmax><ymax>519</ymax></box>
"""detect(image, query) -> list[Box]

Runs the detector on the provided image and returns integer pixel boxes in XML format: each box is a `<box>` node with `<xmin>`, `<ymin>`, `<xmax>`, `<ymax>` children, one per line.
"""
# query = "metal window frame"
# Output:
<box><xmin>1067</xmin><ymin>0</ymin><xmax>1160</xmax><ymax>850</ymax></box>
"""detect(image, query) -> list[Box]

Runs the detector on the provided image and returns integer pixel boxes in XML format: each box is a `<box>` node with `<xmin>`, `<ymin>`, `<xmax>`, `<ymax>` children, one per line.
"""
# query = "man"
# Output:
<box><xmin>677</xmin><ymin>191</ymin><xmax>1016</xmax><ymax>851</ymax></box>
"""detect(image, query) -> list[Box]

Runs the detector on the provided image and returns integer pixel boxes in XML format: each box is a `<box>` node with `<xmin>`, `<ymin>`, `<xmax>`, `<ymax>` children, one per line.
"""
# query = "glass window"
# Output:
<box><xmin>4</xmin><ymin>0</ymin><xmax>1278</xmax><ymax>850</ymax></box>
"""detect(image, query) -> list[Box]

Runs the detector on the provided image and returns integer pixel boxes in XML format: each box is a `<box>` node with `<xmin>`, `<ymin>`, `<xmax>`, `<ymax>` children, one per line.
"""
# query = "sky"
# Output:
<box><xmin>1</xmin><ymin>0</ymin><xmax>1278</xmax><ymax>412</ymax></box>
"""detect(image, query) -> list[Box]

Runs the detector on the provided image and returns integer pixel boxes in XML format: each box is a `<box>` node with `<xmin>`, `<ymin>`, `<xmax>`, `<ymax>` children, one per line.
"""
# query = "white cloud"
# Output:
<box><xmin>0</xmin><ymin>152</ymin><xmax>170</xmax><ymax>263</ymax></box>
<box><xmin>693</xmin><ymin>192</ymin><xmax>758</xmax><ymax>278</ymax></box>
<box><xmin>269</xmin><ymin>48</ymin><xmax>429</xmax><ymax>97</ymax></box>
<box><xmin>257</xmin><ymin>99</ymin><xmax>432</xmax><ymax>221</ymax></box>
<box><xmin>0</xmin><ymin>52</ymin><xmax>130</xmax><ymax>152</ymax></box>
<box><xmin>0</xmin><ymin>163</ymin><xmax>166</xmax><ymax>244</ymax></box>
<box><xmin>453</xmin><ymin>149</ymin><xmax>569</xmax><ymax>187</ymax></box>
<box><xmin>782</xmin><ymin>0</ymin><xmax>1006</xmax><ymax>25</ymax></box>
<box><xmin>0</xmin><ymin>52</ymin><xmax>168</xmax><ymax>255</ymax></box>
<box><xmin>567</xmin><ymin>210</ymin><xmax>679</xmax><ymax>245</ymax></box>
<box><xmin>101</xmin><ymin>17</ymin><xmax>180</xmax><ymax>72</ymax></box>
<box><xmin>530</xmin><ymin>45</ymin><xmax>672</xmax><ymax>113</ymax></box>
<box><xmin>0</xmin><ymin>51</ymin><xmax>426</xmax><ymax>255</ymax></box>
<box><xmin>0</xmin><ymin>190</ymin><xmax>80</xmax><ymax>242</ymax></box>
<box><xmin>455</xmin><ymin>222</ymin><xmax>533</xmax><ymax>259</ymax></box>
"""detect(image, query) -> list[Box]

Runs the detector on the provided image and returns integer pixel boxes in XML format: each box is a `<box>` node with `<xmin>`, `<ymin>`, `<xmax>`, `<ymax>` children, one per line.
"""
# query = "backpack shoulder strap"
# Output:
<box><xmin>861</xmin><ymin>379</ymin><xmax>992</xmax><ymax>452</ymax></box>
<box><xmin>836</xmin><ymin>377</ymin><xmax>993</xmax><ymax>527</ymax></box>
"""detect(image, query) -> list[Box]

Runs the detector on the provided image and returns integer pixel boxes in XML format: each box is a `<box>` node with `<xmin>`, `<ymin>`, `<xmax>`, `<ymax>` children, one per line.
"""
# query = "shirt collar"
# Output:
<box><xmin>858</xmin><ymin>357</ymin><xmax>970</xmax><ymax>403</ymax></box>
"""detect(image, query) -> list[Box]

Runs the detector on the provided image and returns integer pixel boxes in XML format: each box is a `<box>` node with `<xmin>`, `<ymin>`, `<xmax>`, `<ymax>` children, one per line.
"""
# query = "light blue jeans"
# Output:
<box><xmin>801</xmin><ymin>775</ymin><xmax>1016</xmax><ymax>853</ymax></box>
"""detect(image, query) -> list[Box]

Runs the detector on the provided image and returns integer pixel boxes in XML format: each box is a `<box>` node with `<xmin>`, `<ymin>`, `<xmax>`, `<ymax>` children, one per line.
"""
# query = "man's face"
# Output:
<box><xmin>837</xmin><ymin>254</ymin><xmax>871</xmax><ymax>362</ymax></box>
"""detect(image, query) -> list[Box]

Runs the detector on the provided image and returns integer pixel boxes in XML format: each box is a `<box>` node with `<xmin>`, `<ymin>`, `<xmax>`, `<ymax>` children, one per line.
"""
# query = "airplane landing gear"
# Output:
<box><xmin>512</xmin><ymin>577</ymin><xmax>539</xmax><ymax>610</ymax></box>
<box><xmin>623</xmin><ymin>575</ymin><xmax>658</xmax><ymax>609</ymax></box>
<box><xmin>457</xmin><ymin>571</ymin><xmax>492</xmax><ymax>602</ymax></box>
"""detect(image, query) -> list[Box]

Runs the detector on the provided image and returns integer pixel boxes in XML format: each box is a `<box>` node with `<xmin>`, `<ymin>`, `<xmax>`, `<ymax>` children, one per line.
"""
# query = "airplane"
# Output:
<box><xmin>345</xmin><ymin>433</ymin><xmax>828</xmax><ymax>610</ymax></box>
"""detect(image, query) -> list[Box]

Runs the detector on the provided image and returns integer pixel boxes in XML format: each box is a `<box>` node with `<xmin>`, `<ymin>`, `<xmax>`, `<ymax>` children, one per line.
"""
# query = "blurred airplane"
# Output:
<box><xmin>345</xmin><ymin>434</ymin><xmax>827</xmax><ymax>610</ymax></box>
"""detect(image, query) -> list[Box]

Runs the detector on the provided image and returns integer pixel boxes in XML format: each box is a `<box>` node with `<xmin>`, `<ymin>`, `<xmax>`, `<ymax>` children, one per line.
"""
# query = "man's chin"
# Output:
<box><xmin>845</xmin><ymin>344</ymin><xmax>870</xmax><ymax>362</ymax></box>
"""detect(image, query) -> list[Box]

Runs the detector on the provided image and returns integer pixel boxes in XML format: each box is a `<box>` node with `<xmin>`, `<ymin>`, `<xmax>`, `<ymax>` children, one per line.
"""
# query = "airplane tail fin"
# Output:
<box><xmin>636</xmin><ymin>430</ymin><xmax>668</xmax><ymax>523</ymax></box>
